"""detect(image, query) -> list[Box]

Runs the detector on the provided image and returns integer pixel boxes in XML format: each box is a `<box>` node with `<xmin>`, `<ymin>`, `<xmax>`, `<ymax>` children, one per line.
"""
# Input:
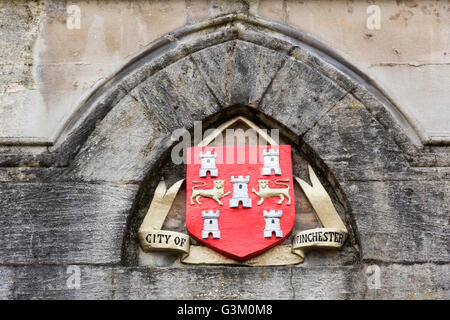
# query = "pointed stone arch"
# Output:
<box><xmin>43</xmin><ymin>15</ymin><xmax>444</xmax><ymax>266</ymax></box>
<box><xmin>2</xmin><ymin>14</ymin><xmax>445</xmax><ymax>270</ymax></box>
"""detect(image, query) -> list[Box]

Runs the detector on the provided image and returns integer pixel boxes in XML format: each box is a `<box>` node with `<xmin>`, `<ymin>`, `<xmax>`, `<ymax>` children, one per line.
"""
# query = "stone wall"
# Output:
<box><xmin>0</xmin><ymin>0</ymin><xmax>448</xmax><ymax>300</ymax></box>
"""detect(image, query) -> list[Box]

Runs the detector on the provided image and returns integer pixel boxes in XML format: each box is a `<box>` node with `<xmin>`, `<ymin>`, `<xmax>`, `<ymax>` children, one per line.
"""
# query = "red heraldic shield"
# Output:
<box><xmin>186</xmin><ymin>145</ymin><xmax>295</xmax><ymax>261</ymax></box>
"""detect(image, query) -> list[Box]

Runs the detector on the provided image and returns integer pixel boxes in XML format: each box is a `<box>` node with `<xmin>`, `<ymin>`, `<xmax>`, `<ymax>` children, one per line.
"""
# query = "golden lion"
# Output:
<box><xmin>252</xmin><ymin>179</ymin><xmax>291</xmax><ymax>205</ymax></box>
<box><xmin>190</xmin><ymin>180</ymin><xmax>231</xmax><ymax>206</ymax></box>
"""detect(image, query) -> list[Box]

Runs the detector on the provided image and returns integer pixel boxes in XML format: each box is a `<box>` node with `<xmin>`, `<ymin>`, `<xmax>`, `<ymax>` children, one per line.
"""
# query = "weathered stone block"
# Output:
<box><xmin>291</xmin><ymin>266</ymin><xmax>360</xmax><ymax>299</ymax></box>
<box><xmin>192</xmin><ymin>40</ymin><xmax>287</xmax><ymax>107</ymax></box>
<box><xmin>0</xmin><ymin>183</ymin><xmax>138</xmax><ymax>264</ymax></box>
<box><xmin>0</xmin><ymin>0</ymin><xmax>42</xmax><ymax>92</ymax></box>
<box><xmin>1</xmin><ymin>263</ymin><xmax>448</xmax><ymax>299</ymax></box>
<box><xmin>13</xmin><ymin>265</ymin><xmax>113</xmax><ymax>300</ymax></box>
<box><xmin>341</xmin><ymin>181</ymin><xmax>449</xmax><ymax>262</ymax></box>
<box><xmin>130</xmin><ymin>56</ymin><xmax>220</xmax><ymax>132</ymax></box>
<box><xmin>303</xmin><ymin>95</ymin><xmax>409</xmax><ymax>181</ymax></box>
<box><xmin>65</xmin><ymin>94</ymin><xmax>168</xmax><ymax>182</ymax></box>
<box><xmin>111</xmin><ymin>266</ymin><xmax>293</xmax><ymax>299</ymax></box>
<box><xmin>186</xmin><ymin>0</ymin><xmax>209</xmax><ymax>23</ymax></box>
<box><xmin>290</xmin><ymin>47</ymin><xmax>356</xmax><ymax>92</ymax></box>
<box><xmin>360</xmin><ymin>263</ymin><xmax>450</xmax><ymax>300</ymax></box>
<box><xmin>259</xmin><ymin>57</ymin><xmax>347</xmax><ymax>136</ymax></box>
<box><xmin>0</xmin><ymin>267</ymin><xmax>14</xmax><ymax>300</ymax></box>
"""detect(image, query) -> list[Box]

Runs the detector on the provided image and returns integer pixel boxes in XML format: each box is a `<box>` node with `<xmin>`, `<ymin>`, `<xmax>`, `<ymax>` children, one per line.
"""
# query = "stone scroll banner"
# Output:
<box><xmin>138</xmin><ymin>165</ymin><xmax>348</xmax><ymax>266</ymax></box>
<box><xmin>138</xmin><ymin>180</ymin><xmax>190</xmax><ymax>255</ymax></box>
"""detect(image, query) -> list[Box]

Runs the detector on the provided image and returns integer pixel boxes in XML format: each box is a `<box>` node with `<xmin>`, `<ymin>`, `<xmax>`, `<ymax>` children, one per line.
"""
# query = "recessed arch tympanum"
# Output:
<box><xmin>135</xmin><ymin>115</ymin><xmax>352</xmax><ymax>266</ymax></box>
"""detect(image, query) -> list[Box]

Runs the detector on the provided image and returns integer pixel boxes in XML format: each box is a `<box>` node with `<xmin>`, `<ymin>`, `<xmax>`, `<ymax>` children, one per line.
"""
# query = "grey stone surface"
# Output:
<box><xmin>0</xmin><ymin>1</ymin><xmax>42</xmax><ymax>93</ymax></box>
<box><xmin>259</xmin><ymin>57</ymin><xmax>347</xmax><ymax>136</ymax></box>
<box><xmin>290</xmin><ymin>266</ymin><xmax>361</xmax><ymax>299</ymax></box>
<box><xmin>0</xmin><ymin>267</ymin><xmax>14</xmax><ymax>300</ymax></box>
<box><xmin>0</xmin><ymin>183</ymin><xmax>138</xmax><ymax>264</ymax></box>
<box><xmin>303</xmin><ymin>94</ymin><xmax>410</xmax><ymax>181</ymax></box>
<box><xmin>14</xmin><ymin>265</ymin><xmax>113</xmax><ymax>300</ymax></box>
<box><xmin>0</xmin><ymin>167</ymin><xmax>66</xmax><ymax>183</ymax></box>
<box><xmin>112</xmin><ymin>266</ymin><xmax>293</xmax><ymax>299</ymax></box>
<box><xmin>208</xmin><ymin>0</ymin><xmax>250</xmax><ymax>17</ymax></box>
<box><xmin>351</xmin><ymin>82</ymin><xmax>419</xmax><ymax>155</ymax></box>
<box><xmin>0</xmin><ymin>17</ymin><xmax>443</xmax><ymax>167</ymax></box>
<box><xmin>52</xmin><ymin>86</ymin><xmax>130</xmax><ymax>166</ymax></box>
<box><xmin>361</xmin><ymin>263</ymin><xmax>450</xmax><ymax>300</ymax></box>
<box><xmin>290</xmin><ymin>47</ymin><xmax>356</xmax><ymax>92</ymax></box>
<box><xmin>237</xmin><ymin>26</ymin><xmax>295</xmax><ymax>55</ymax></box>
<box><xmin>130</xmin><ymin>56</ymin><xmax>220</xmax><ymax>132</ymax></box>
<box><xmin>342</xmin><ymin>180</ymin><xmax>450</xmax><ymax>263</ymax></box>
<box><xmin>1</xmin><ymin>263</ymin><xmax>447</xmax><ymax>299</ymax></box>
<box><xmin>64</xmin><ymin>94</ymin><xmax>168</xmax><ymax>182</ymax></box>
<box><xmin>192</xmin><ymin>40</ymin><xmax>287</xmax><ymax>107</ymax></box>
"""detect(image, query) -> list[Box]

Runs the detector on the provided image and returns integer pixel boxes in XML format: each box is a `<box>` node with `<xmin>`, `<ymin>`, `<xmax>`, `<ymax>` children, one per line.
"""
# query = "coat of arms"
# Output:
<box><xmin>186</xmin><ymin>145</ymin><xmax>295</xmax><ymax>261</ymax></box>
<box><xmin>138</xmin><ymin>117</ymin><xmax>348</xmax><ymax>266</ymax></box>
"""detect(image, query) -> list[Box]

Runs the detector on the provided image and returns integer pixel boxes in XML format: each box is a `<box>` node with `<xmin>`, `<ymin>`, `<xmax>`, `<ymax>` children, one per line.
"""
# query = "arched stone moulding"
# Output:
<box><xmin>53</xmin><ymin>13</ymin><xmax>446</xmax><ymax>266</ymax></box>
<box><xmin>54</xmin><ymin>14</ymin><xmax>416</xmax><ymax>152</ymax></box>
<box><xmin>48</xmin><ymin>14</ymin><xmax>444</xmax><ymax>266</ymax></box>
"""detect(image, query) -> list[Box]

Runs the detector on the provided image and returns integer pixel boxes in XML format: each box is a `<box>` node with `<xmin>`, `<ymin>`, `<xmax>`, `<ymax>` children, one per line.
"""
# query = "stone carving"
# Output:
<box><xmin>202</xmin><ymin>210</ymin><xmax>221</xmax><ymax>239</ymax></box>
<box><xmin>262</xmin><ymin>149</ymin><xmax>281</xmax><ymax>175</ymax></box>
<box><xmin>229</xmin><ymin>175</ymin><xmax>252</xmax><ymax>208</ymax></box>
<box><xmin>190</xmin><ymin>180</ymin><xmax>230</xmax><ymax>206</ymax></box>
<box><xmin>199</xmin><ymin>151</ymin><xmax>218</xmax><ymax>177</ymax></box>
<box><xmin>263</xmin><ymin>210</ymin><xmax>283</xmax><ymax>238</ymax></box>
<box><xmin>252</xmin><ymin>179</ymin><xmax>291</xmax><ymax>205</ymax></box>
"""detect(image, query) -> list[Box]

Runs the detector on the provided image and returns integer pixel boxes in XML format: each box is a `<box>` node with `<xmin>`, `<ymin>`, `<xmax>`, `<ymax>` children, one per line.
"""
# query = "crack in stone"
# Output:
<box><xmin>289</xmin><ymin>266</ymin><xmax>295</xmax><ymax>300</ymax></box>
<box><xmin>370</xmin><ymin>62</ymin><xmax>450</xmax><ymax>68</ymax></box>
<box><xmin>188</xmin><ymin>55</ymin><xmax>224</xmax><ymax>109</ymax></box>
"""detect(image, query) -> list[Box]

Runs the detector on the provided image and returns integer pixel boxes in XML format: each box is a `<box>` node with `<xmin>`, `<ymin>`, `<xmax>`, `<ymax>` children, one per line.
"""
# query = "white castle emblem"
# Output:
<box><xmin>229</xmin><ymin>175</ymin><xmax>252</xmax><ymax>208</ymax></box>
<box><xmin>199</xmin><ymin>151</ymin><xmax>218</xmax><ymax>177</ymax></box>
<box><xmin>262</xmin><ymin>148</ymin><xmax>281</xmax><ymax>175</ymax></box>
<box><xmin>194</xmin><ymin>148</ymin><xmax>289</xmax><ymax>239</ymax></box>
<box><xmin>263</xmin><ymin>210</ymin><xmax>283</xmax><ymax>238</ymax></box>
<box><xmin>201</xmin><ymin>210</ymin><xmax>221</xmax><ymax>239</ymax></box>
